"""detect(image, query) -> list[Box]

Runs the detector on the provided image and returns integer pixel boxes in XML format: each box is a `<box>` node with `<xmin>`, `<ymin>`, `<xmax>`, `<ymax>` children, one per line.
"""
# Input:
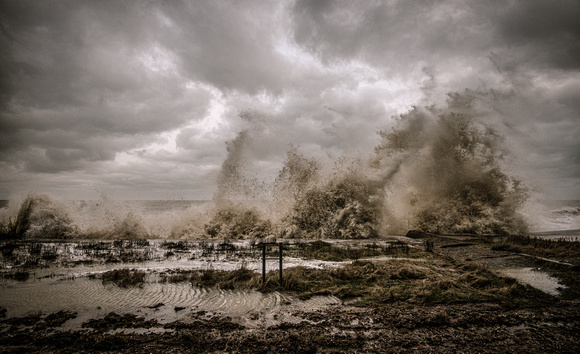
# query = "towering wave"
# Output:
<box><xmin>1</xmin><ymin>89</ymin><xmax>531</xmax><ymax>239</ymax></box>
<box><xmin>373</xmin><ymin>96</ymin><xmax>527</xmax><ymax>234</ymax></box>
<box><xmin>205</xmin><ymin>88</ymin><xmax>529</xmax><ymax>238</ymax></box>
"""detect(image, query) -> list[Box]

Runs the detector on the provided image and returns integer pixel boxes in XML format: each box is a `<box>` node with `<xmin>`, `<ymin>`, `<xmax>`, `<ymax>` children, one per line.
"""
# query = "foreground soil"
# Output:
<box><xmin>1</xmin><ymin>300</ymin><xmax>579</xmax><ymax>353</ymax></box>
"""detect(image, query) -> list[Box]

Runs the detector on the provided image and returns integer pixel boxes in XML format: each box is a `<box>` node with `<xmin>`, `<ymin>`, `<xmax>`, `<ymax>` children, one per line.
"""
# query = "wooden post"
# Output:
<box><xmin>261</xmin><ymin>242</ymin><xmax>283</xmax><ymax>285</ymax></box>
<box><xmin>279</xmin><ymin>243</ymin><xmax>283</xmax><ymax>285</ymax></box>
<box><xmin>262</xmin><ymin>243</ymin><xmax>266</xmax><ymax>284</ymax></box>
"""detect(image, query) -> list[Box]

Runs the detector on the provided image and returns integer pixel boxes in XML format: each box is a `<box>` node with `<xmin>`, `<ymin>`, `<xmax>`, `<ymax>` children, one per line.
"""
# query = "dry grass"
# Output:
<box><xmin>491</xmin><ymin>234</ymin><xmax>580</xmax><ymax>265</ymax></box>
<box><xmin>101</xmin><ymin>269</ymin><xmax>146</xmax><ymax>288</ymax></box>
<box><xmin>163</xmin><ymin>256</ymin><xmax>551</xmax><ymax>307</ymax></box>
<box><xmin>284</xmin><ymin>240</ymin><xmax>412</xmax><ymax>262</ymax></box>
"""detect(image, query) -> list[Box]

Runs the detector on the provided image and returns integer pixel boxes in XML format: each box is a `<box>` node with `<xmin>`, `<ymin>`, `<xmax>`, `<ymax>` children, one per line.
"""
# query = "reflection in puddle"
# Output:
<box><xmin>496</xmin><ymin>268</ymin><xmax>566</xmax><ymax>296</ymax></box>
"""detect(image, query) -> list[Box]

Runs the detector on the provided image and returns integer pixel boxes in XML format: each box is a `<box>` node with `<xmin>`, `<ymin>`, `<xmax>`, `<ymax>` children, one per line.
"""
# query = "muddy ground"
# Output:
<box><xmin>0</xmin><ymin>301</ymin><xmax>579</xmax><ymax>353</ymax></box>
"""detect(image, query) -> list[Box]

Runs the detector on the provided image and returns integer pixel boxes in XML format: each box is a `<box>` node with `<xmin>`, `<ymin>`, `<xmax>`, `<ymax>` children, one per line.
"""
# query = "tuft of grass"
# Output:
<box><xmin>162</xmin><ymin>241</ymin><xmax>192</xmax><ymax>250</ymax></box>
<box><xmin>101</xmin><ymin>269</ymin><xmax>146</xmax><ymax>288</ymax></box>
<box><xmin>1</xmin><ymin>271</ymin><xmax>30</xmax><ymax>282</ymax></box>
<box><xmin>491</xmin><ymin>243</ymin><xmax>522</xmax><ymax>253</ymax></box>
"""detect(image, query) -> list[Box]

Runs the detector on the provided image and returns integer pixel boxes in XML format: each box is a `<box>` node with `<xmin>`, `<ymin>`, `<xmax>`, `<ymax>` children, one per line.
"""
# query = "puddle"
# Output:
<box><xmin>496</xmin><ymin>268</ymin><xmax>566</xmax><ymax>296</ymax></box>
<box><xmin>0</xmin><ymin>238</ymin><xmax>424</xmax><ymax>329</ymax></box>
<box><xmin>0</xmin><ymin>268</ymin><xmax>341</xmax><ymax>329</ymax></box>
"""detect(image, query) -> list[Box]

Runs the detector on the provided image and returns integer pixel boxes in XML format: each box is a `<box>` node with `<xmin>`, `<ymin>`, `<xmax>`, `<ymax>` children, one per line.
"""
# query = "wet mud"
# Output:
<box><xmin>0</xmin><ymin>302</ymin><xmax>579</xmax><ymax>353</ymax></box>
<box><xmin>431</xmin><ymin>235</ymin><xmax>580</xmax><ymax>299</ymax></box>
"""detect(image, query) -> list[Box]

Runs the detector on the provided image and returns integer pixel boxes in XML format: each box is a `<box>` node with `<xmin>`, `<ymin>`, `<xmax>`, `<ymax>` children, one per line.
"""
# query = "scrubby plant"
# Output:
<box><xmin>491</xmin><ymin>234</ymin><xmax>580</xmax><ymax>265</ymax></box>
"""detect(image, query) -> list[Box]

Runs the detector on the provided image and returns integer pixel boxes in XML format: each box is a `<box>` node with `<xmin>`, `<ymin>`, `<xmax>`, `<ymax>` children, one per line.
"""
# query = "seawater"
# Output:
<box><xmin>1</xmin><ymin>198</ymin><xmax>579</xmax><ymax>239</ymax></box>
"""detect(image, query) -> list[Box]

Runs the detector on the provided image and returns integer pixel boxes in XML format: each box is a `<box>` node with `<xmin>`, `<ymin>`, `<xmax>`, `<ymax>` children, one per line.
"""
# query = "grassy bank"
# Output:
<box><xmin>162</xmin><ymin>254</ymin><xmax>551</xmax><ymax>307</ymax></box>
<box><xmin>490</xmin><ymin>235</ymin><xmax>580</xmax><ymax>265</ymax></box>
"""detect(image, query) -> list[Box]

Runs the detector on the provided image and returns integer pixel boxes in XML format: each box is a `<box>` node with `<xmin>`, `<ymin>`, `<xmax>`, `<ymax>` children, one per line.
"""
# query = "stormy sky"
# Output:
<box><xmin>0</xmin><ymin>0</ymin><xmax>579</xmax><ymax>200</ymax></box>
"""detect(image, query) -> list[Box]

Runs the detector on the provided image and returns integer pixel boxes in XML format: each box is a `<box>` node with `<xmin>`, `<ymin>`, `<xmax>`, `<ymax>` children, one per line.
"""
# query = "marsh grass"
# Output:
<box><xmin>491</xmin><ymin>235</ymin><xmax>580</xmax><ymax>265</ymax></box>
<box><xmin>271</xmin><ymin>259</ymin><xmax>549</xmax><ymax>306</ymax></box>
<box><xmin>101</xmin><ymin>269</ymin><xmax>146</xmax><ymax>288</ymax></box>
<box><xmin>1</xmin><ymin>271</ymin><xmax>30</xmax><ymax>281</ymax></box>
<box><xmin>162</xmin><ymin>256</ymin><xmax>551</xmax><ymax>307</ymax></box>
<box><xmin>283</xmin><ymin>240</ymin><xmax>412</xmax><ymax>262</ymax></box>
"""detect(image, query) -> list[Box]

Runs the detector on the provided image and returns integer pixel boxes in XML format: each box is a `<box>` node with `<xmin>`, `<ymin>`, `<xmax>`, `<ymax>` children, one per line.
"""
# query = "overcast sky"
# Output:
<box><xmin>0</xmin><ymin>0</ymin><xmax>578</xmax><ymax>200</ymax></box>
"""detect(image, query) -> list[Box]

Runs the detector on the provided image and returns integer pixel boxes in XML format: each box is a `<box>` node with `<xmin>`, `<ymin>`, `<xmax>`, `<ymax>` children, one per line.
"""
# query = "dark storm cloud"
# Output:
<box><xmin>291</xmin><ymin>0</ymin><xmax>490</xmax><ymax>68</ymax></box>
<box><xmin>0</xmin><ymin>0</ymin><xmax>212</xmax><ymax>177</ymax></box>
<box><xmin>155</xmin><ymin>0</ymin><xmax>289</xmax><ymax>95</ymax></box>
<box><xmin>493</xmin><ymin>0</ymin><xmax>580</xmax><ymax>69</ymax></box>
<box><xmin>290</xmin><ymin>0</ymin><xmax>580</xmax><ymax>75</ymax></box>
<box><xmin>0</xmin><ymin>0</ymin><xmax>578</xmax><ymax>199</ymax></box>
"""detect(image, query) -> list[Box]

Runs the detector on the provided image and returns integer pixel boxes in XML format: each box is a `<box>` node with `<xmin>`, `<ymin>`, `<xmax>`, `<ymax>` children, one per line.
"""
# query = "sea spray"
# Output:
<box><xmin>373</xmin><ymin>92</ymin><xmax>528</xmax><ymax>235</ymax></box>
<box><xmin>214</xmin><ymin>111</ymin><xmax>272</xmax><ymax>205</ymax></box>
<box><xmin>2</xmin><ymin>194</ymin><xmax>78</xmax><ymax>239</ymax></box>
<box><xmin>1</xmin><ymin>89</ymin><xmax>532</xmax><ymax>239</ymax></box>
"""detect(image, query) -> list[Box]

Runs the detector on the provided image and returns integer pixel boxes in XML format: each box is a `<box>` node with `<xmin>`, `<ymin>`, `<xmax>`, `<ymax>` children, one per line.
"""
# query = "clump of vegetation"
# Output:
<box><xmin>78</xmin><ymin>241</ymin><xmax>111</xmax><ymax>250</ymax></box>
<box><xmin>259</xmin><ymin>259</ymin><xmax>548</xmax><ymax>306</ymax></box>
<box><xmin>161</xmin><ymin>241</ymin><xmax>192</xmax><ymax>250</ymax></box>
<box><xmin>491</xmin><ymin>243</ymin><xmax>522</xmax><ymax>253</ymax></box>
<box><xmin>113</xmin><ymin>239</ymin><xmax>150</xmax><ymax>248</ymax></box>
<box><xmin>491</xmin><ymin>235</ymin><xmax>580</xmax><ymax>265</ymax></box>
<box><xmin>43</xmin><ymin>310</ymin><xmax>78</xmax><ymax>328</ymax></box>
<box><xmin>0</xmin><ymin>271</ymin><xmax>30</xmax><ymax>282</ymax></box>
<box><xmin>163</xmin><ymin>264</ymin><xmax>260</xmax><ymax>290</ymax></box>
<box><xmin>101</xmin><ymin>269</ymin><xmax>146</xmax><ymax>288</ymax></box>
<box><xmin>0</xmin><ymin>242</ymin><xmax>18</xmax><ymax>257</ymax></box>
<box><xmin>161</xmin><ymin>255</ymin><xmax>550</xmax><ymax>307</ymax></box>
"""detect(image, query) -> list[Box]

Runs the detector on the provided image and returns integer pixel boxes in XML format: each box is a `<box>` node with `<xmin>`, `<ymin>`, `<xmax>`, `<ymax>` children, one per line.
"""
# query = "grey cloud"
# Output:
<box><xmin>493</xmin><ymin>0</ymin><xmax>580</xmax><ymax>69</ymax></box>
<box><xmin>155</xmin><ymin>0</ymin><xmax>290</xmax><ymax>95</ymax></box>
<box><xmin>0</xmin><ymin>0</ymin><xmax>578</xmax><ymax>199</ymax></box>
<box><xmin>291</xmin><ymin>0</ymin><xmax>580</xmax><ymax>75</ymax></box>
<box><xmin>0</xmin><ymin>0</ymin><xmax>215</xmax><ymax>179</ymax></box>
<box><xmin>291</xmin><ymin>0</ymin><xmax>492</xmax><ymax>70</ymax></box>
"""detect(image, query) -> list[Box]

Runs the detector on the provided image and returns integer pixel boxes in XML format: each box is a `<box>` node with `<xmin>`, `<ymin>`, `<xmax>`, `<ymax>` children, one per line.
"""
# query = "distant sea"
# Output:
<box><xmin>1</xmin><ymin>199</ymin><xmax>579</xmax><ymax>235</ymax></box>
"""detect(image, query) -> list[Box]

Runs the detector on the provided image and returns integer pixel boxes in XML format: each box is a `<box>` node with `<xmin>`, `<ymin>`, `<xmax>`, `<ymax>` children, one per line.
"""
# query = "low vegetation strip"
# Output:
<box><xmin>163</xmin><ymin>256</ymin><xmax>551</xmax><ymax>307</ymax></box>
<box><xmin>491</xmin><ymin>234</ymin><xmax>580</xmax><ymax>265</ymax></box>
<box><xmin>284</xmin><ymin>240</ymin><xmax>413</xmax><ymax>262</ymax></box>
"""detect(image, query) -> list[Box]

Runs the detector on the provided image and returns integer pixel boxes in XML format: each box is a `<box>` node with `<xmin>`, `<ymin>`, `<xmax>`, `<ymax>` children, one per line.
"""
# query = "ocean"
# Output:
<box><xmin>1</xmin><ymin>198</ymin><xmax>578</xmax><ymax>240</ymax></box>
